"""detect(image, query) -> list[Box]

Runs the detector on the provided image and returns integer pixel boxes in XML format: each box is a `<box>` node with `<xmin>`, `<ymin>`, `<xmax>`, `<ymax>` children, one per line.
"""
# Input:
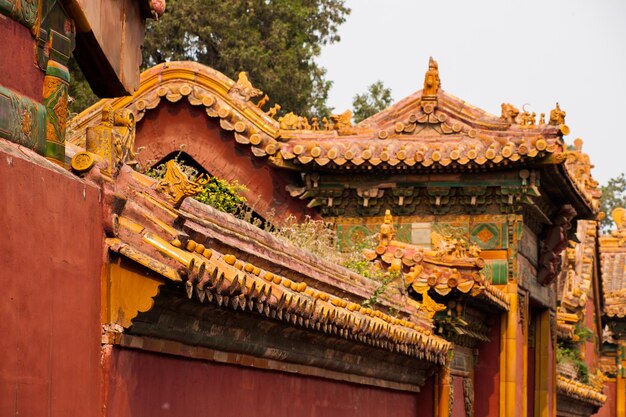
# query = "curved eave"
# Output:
<box><xmin>541</xmin><ymin>162</ymin><xmax>596</xmax><ymax>220</ymax></box>
<box><xmin>69</xmin><ymin>62</ymin><xmax>282</xmax><ymax>157</ymax></box>
<box><xmin>95</xmin><ymin>165</ymin><xmax>450</xmax><ymax>365</ymax></box>
<box><xmin>269</xmin><ymin>150</ymin><xmax>560</xmax><ymax>174</ymax></box>
<box><xmin>368</xmin><ymin>242</ymin><xmax>510</xmax><ymax>312</ymax></box>
<box><xmin>556</xmin><ymin>375</ymin><xmax>607</xmax><ymax>408</ymax></box>
<box><xmin>272</xmin><ymin>129</ymin><xmax>563</xmax><ymax>172</ymax></box>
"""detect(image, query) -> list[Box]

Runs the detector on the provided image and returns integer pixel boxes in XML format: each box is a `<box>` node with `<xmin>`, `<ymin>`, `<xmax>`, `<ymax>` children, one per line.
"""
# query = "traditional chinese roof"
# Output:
<box><xmin>68</xmin><ymin>129</ymin><xmax>451</xmax><ymax>369</ymax></box>
<box><xmin>69</xmin><ymin>60</ymin><xmax>567</xmax><ymax>173</ymax></box>
<box><xmin>558</xmin><ymin>219</ymin><xmax>598</xmax><ymax>326</ymax></box>
<box><xmin>273</xmin><ymin>56</ymin><xmax>570</xmax><ymax>173</ymax></box>
<box><xmin>364</xmin><ymin>211</ymin><xmax>509</xmax><ymax>312</ymax></box>
<box><xmin>68</xmin><ymin>62</ymin><xmax>282</xmax><ymax>153</ymax></box>
<box><xmin>562</xmin><ymin>138</ymin><xmax>602</xmax><ymax>213</ymax></box>
<box><xmin>68</xmin><ymin>60</ymin><xmax>595</xmax><ymax>220</ymax></box>
<box><xmin>556</xmin><ymin>321</ymin><xmax>576</xmax><ymax>340</ymax></box>
<box><xmin>276</xmin><ymin>93</ymin><xmax>566</xmax><ymax>173</ymax></box>
<box><xmin>599</xmin><ymin>208</ymin><xmax>626</xmax><ymax>318</ymax></box>
<box><xmin>556</xmin><ymin>375</ymin><xmax>607</xmax><ymax>408</ymax></box>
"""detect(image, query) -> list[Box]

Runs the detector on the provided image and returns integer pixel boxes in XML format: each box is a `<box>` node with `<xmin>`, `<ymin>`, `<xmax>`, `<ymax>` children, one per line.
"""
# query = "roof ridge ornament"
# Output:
<box><xmin>229</xmin><ymin>71</ymin><xmax>263</xmax><ymax>102</ymax></box>
<box><xmin>421</xmin><ymin>57</ymin><xmax>440</xmax><ymax>114</ymax></box>
<box><xmin>610</xmin><ymin>208</ymin><xmax>626</xmax><ymax>245</ymax></box>
<box><xmin>74</xmin><ymin>105</ymin><xmax>137</xmax><ymax>177</ymax></box>
<box><xmin>156</xmin><ymin>160</ymin><xmax>206</xmax><ymax>207</ymax></box>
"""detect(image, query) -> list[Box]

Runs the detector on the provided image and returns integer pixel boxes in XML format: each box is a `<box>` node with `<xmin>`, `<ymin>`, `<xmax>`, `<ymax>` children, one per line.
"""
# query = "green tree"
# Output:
<box><xmin>68</xmin><ymin>58</ymin><xmax>99</xmax><ymax>114</ymax></box>
<box><xmin>600</xmin><ymin>173</ymin><xmax>626</xmax><ymax>231</ymax></box>
<box><xmin>352</xmin><ymin>80</ymin><xmax>393</xmax><ymax>123</ymax></box>
<box><xmin>70</xmin><ymin>0</ymin><xmax>350</xmax><ymax>116</ymax></box>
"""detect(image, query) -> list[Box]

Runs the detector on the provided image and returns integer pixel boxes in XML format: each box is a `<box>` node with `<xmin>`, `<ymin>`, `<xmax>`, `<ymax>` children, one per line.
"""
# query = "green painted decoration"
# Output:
<box><xmin>483</xmin><ymin>259</ymin><xmax>508</xmax><ymax>285</ymax></box>
<box><xmin>0</xmin><ymin>86</ymin><xmax>46</xmax><ymax>154</ymax></box>
<box><xmin>0</xmin><ymin>0</ymin><xmax>39</xmax><ymax>29</ymax></box>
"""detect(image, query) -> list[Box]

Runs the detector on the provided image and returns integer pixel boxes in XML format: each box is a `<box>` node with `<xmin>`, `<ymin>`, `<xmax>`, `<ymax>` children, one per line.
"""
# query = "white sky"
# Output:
<box><xmin>318</xmin><ymin>0</ymin><xmax>626</xmax><ymax>185</ymax></box>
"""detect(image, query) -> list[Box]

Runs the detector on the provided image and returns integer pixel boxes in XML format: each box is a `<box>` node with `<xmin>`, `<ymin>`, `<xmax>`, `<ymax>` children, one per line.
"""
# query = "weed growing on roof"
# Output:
<box><xmin>143</xmin><ymin>155</ymin><xmax>394</xmax><ymax>305</ymax></box>
<box><xmin>269</xmin><ymin>216</ymin><xmax>395</xmax><ymax>305</ymax></box>
<box><xmin>361</xmin><ymin>270</ymin><xmax>399</xmax><ymax>308</ymax></box>
<box><xmin>556</xmin><ymin>342</ymin><xmax>590</xmax><ymax>383</ymax></box>
<box><xmin>144</xmin><ymin>152</ymin><xmax>247</xmax><ymax>215</ymax></box>
<box><xmin>555</xmin><ymin>323</ymin><xmax>597</xmax><ymax>383</ymax></box>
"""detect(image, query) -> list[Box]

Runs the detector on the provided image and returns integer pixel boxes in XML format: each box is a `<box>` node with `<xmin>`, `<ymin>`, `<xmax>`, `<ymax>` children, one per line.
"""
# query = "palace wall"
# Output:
<box><xmin>0</xmin><ymin>144</ymin><xmax>103</xmax><ymax>417</ymax></box>
<box><xmin>596</xmin><ymin>380</ymin><xmax>617</xmax><ymax>417</ymax></box>
<box><xmin>474</xmin><ymin>315</ymin><xmax>501</xmax><ymax>417</ymax></box>
<box><xmin>103</xmin><ymin>347</ymin><xmax>426</xmax><ymax>417</ymax></box>
<box><xmin>584</xmin><ymin>295</ymin><xmax>599</xmax><ymax>368</ymax></box>
<box><xmin>0</xmin><ymin>17</ymin><xmax>43</xmax><ymax>101</ymax></box>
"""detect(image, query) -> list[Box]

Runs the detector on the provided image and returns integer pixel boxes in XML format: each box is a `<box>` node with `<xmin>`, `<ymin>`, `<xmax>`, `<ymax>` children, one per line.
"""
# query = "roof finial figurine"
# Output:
<box><xmin>378</xmin><ymin>209</ymin><xmax>396</xmax><ymax>247</ymax></box>
<box><xmin>311</xmin><ymin>117</ymin><xmax>320</xmax><ymax>130</ymax></box>
<box><xmin>321</xmin><ymin>116</ymin><xmax>331</xmax><ymax>130</ymax></box>
<box><xmin>330</xmin><ymin>110</ymin><xmax>353</xmax><ymax>133</ymax></box>
<box><xmin>549</xmin><ymin>102</ymin><xmax>566</xmax><ymax>126</ymax></box>
<box><xmin>422</xmin><ymin>57</ymin><xmax>441</xmax><ymax>99</ymax></box>
<box><xmin>229</xmin><ymin>71</ymin><xmax>262</xmax><ymax>102</ymax></box>
<box><xmin>256</xmin><ymin>94</ymin><xmax>269</xmax><ymax>109</ymax></box>
<box><xmin>266</xmin><ymin>104</ymin><xmax>281</xmax><ymax>118</ymax></box>
<box><xmin>500</xmin><ymin>103</ymin><xmax>520</xmax><ymax>124</ymax></box>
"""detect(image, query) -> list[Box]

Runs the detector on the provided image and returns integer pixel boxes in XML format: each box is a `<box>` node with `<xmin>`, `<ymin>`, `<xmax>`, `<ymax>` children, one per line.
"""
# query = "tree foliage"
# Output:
<box><xmin>600</xmin><ymin>173</ymin><xmax>626</xmax><ymax>231</ymax></box>
<box><xmin>352</xmin><ymin>80</ymin><xmax>392</xmax><ymax>123</ymax></box>
<box><xmin>69</xmin><ymin>1</ymin><xmax>349</xmax><ymax>116</ymax></box>
<box><xmin>69</xmin><ymin>0</ymin><xmax>349</xmax><ymax>116</ymax></box>
<box><xmin>68</xmin><ymin>58</ymin><xmax>100</xmax><ymax>114</ymax></box>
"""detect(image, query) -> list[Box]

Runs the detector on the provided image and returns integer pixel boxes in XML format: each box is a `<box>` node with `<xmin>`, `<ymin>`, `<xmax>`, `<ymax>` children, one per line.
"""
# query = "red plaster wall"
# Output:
<box><xmin>451</xmin><ymin>376</ymin><xmax>467</xmax><ymax>417</ymax></box>
<box><xmin>474</xmin><ymin>316</ymin><xmax>501</xmax><ymax>417</ymax></box>
<box><xmin>418</xmin><ymin>375</ymin><xmax>435</xmax><ymax>416</ymax></box>
<box><xmin>548</xmin><ymin>319</ymin><xmax>556</xmax><ymax>416</ymax></box>
<box><xmin>105</xmin><ymin>348</ymin><xmax>421</xmax><ymax>417</ymax></box>
<box><xmin>595</xmin><ymin>380</ymin><xmax>616</xmax><ymax>417</ymax></box>
<box><xmin>0</xmin><ymin>147</ymin><xmax>103</xmax><ymax>417</ymax></box>
<box><xmin>584</xmin><ymin>298</ymin><xmax>598</xmax><ymax>368</ymax></box>
<box><xmin>0</xmin><ymin>16</ymin><xmax>44</xmax><ymax>101</ymax></box>
<box><xmin>134</xmin><ymin>101</ymin><xmax>318</xmax><ymax>222</ymax></box>
<box><xmin>528</xmin><ymin>351</ymin><xmax>536</xmax><ymax>417</ymax></box>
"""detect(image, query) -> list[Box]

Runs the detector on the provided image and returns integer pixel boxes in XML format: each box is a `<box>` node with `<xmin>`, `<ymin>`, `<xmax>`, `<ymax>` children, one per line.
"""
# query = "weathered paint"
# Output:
<box><xmin>528</xmin><ymin>313</ymin><xmax>536</xmax><ymax>417</ymax></box>
<box><xmin>0</xmin><ymin>16</ymin><xmax>44</xmax><ymax>101</ymax></box>
<box><xmin>419</xmin><ymin>375</ymin><xmax>435</xmax><ymax>416</ymax></box>
<box><xmin>0</xmin><ymin>144</ymin><xmax>102</xmax><ymax>417</ymax></box>
<box><xmin>134</xmin><ymin>101</ymin><xmax>318</xmax><ymax>222</ymax></box>
<box><xmin>474</xmin><ymin>315</ymin><xmax>501</xmax><ymax>417</ymax></box>
<box><xmin>105</xmin><ymin>347</ymin><xmax>421</xmax><ymax>417</ymax></box>
<box><xmin>451</xmin><ymin>376</ymin><xmax>466</xmax><ymax>417</ymax></box>
<box><xmin>596</xmin><ymin>380</ymin><xmax>617</xmax><ymax>417</ymax></box>
<box><xmin>584</xmin><ymin>298</ymin><xmax>598</xmax><ymax>368</ymax></box>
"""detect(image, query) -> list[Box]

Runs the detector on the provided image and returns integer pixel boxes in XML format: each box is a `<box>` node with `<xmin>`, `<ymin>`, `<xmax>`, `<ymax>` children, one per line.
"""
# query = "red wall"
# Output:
<box><xmin>0</xmin><ymin>146</ymin><xmax>103</xmax><ymax>417</ymax></box>
<box><xmin>105</xmin><ymin>347</ymin><xmax>422</xmax><ymax>417</ymax></box>
<box><xmin>595</xmin><ymin>380</ymin><xmax>616</xmax><ymax>417</ymax></box>
<box><xmin>451</xmin><ymin>376</ymin><xmax>467</xmax><ymax>417</ymax></box>
<box><xmin>0</xmin><ymin>16</ymin><xmax>44</xmax><ymax>101</ymax></box>
<box><xmin>474</xmin><ymin>316</ymin><xmax>501</xmax><ymax>417</ymax></box>
<box><xmin>419</xmin><ymin>374</ymin><xmax>435</xmax><ymax>416</ymax></box>
<box><xmin>135</xmin><ymin>101</ymin><xmax>318</xmax><ymax>222</ymax></box>
<box><xmin>584</xmin><ymin>298</ymin><xmax>598</xmax><ymax>368</ymax></box>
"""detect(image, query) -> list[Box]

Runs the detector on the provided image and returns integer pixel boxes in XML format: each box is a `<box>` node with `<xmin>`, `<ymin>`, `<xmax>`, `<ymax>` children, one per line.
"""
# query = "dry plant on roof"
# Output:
<box><xmin>143</xmin><ymin>157</ymin><xmax>392</xmax><ymax>304</ymax></box>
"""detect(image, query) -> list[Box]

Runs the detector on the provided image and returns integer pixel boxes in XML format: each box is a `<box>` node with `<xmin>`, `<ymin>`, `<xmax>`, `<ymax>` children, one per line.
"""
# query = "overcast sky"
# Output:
<box><xmin>318</xmin><ymin>0</ymin><xmax>626</xmax><ymax>185</ymax></box>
